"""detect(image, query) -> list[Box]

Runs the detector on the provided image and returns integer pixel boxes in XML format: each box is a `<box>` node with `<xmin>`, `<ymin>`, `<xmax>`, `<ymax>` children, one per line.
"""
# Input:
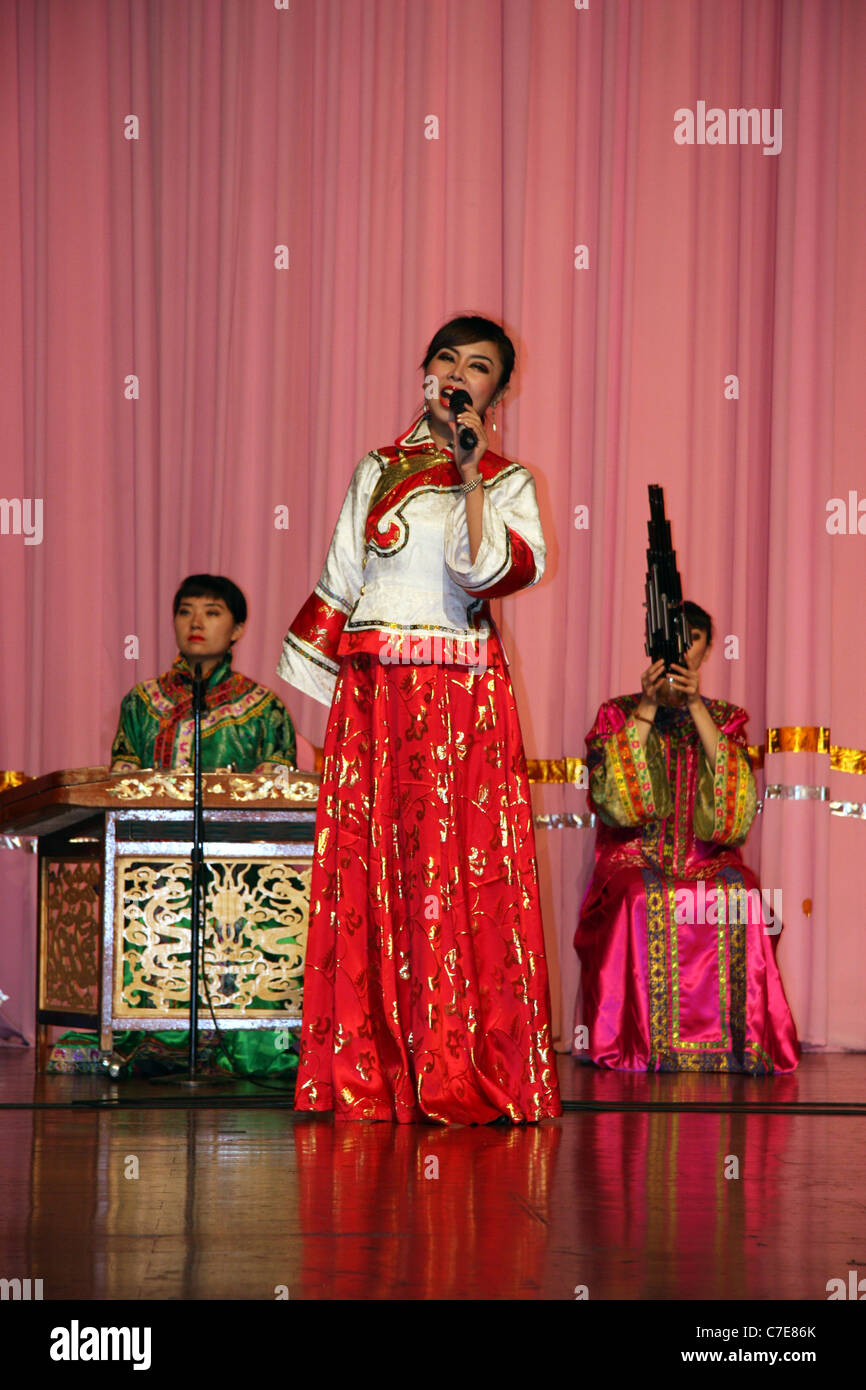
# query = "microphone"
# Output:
<box><xmin>448</xmin><ymin>389</ymin><xmax>477</xmax><ymax>451</ymax></box>
<box><xmin>193</xmin><ymin>660</ymin><xmax>206</xmax><ymax>708</ymax></box>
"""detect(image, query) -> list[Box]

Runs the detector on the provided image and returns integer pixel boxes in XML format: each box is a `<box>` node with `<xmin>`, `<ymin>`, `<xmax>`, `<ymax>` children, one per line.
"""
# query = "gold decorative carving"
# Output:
<box><xmin>227</xmin><ymin>775</ymin><xmax>319</xmax><ymax>802</ymax></box>
<box><xmin>107</xmin><ymin>771</ymin><xmax>318</xmax><ymax>802</ymax></box>
<box><xmin>115</xmin><ymin>857</ymin><xmax>311</xmax><ymax>1017</ymax></box>
<box><xmin>41</xmin><ymin>859</ymin><xmax>101</xmax><ymax>1012</ymax></box>
<box><xmin>108</xmin><ymin>773</ymin><xmax>218</xmax><ymax>800</ymax></box>
<box><xmin>0</xmin><ymin>771</ymin><xmax>31</xmax><ymax>792</ymax></box>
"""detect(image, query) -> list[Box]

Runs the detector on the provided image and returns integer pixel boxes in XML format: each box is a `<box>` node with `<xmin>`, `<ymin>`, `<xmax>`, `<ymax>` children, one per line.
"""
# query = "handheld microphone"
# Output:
<box><xmin>448</xmin><ymin>389</ymin><xmax>477</xmax><ymax>451</ymax></box>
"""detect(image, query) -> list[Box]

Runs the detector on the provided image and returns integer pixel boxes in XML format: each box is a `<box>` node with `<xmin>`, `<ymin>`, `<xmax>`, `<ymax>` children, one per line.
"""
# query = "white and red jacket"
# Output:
<box><xmin>277</xmin><ymin>413</ymin><xmax>545</xmax><ymax>706</ymax></box>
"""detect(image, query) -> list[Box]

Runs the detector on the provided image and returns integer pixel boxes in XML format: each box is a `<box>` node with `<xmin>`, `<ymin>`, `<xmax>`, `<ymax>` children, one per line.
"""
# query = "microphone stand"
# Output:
<box><xmin>160</xmin><ymin>660</ymin><xmax>224</xmax><ymax>1087</ymax></box>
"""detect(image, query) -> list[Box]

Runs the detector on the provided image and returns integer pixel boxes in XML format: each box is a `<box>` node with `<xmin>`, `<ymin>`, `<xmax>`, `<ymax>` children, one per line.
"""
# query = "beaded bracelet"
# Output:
<box><xmin>460</xmin><ymin>474</ymin><xmax>483</xmax><ymax>495</ymax></box>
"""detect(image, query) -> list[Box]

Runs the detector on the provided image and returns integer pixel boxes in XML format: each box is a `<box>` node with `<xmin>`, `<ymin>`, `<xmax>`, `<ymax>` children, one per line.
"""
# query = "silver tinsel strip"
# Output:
<box><xmin>534</xmin><ymin>788</ymin><xmax>866</xmax><ymax>828</ymax></box>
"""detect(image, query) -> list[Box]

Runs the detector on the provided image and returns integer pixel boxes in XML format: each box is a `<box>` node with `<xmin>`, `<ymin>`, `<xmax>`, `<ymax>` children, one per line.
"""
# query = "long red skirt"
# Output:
<box><xmin>295</xmin><ymin>650</ymin><xmax>562</xmax><ymax>1124</ymax></box>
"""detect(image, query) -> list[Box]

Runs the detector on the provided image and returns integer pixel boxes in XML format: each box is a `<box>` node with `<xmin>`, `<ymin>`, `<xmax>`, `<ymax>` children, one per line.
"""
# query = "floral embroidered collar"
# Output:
<box><xmin>168</xmin><ymin>651</ymin><xmax>234</xmax><ymax>690</ymax></box>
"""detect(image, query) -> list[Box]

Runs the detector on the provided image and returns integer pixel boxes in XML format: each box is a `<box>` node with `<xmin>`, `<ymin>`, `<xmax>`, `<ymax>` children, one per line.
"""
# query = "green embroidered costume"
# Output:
<box><xmin>111</xmin><ymin>652</ymin><xmax>296</xmax><ymax>772</ymax></box>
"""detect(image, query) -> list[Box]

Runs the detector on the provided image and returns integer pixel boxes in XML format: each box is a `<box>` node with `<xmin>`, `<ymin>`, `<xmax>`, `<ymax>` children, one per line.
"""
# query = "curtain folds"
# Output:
<box><xmin>1</xmin><ymin>0</ymin><xmax>863</xmax><ymax>1047</ymax></box>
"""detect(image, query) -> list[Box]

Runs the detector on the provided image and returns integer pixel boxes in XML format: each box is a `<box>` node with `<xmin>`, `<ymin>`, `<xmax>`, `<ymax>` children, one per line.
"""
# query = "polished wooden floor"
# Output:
<box><xmin>0</xmin><ymin>1047</ymin><xmax>863</xmax><ymax>1301</ymax></box>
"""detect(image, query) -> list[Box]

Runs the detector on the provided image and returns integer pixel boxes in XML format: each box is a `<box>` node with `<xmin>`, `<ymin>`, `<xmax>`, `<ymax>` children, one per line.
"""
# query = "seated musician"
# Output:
<box><xmin>111</xmin><ymin>574</ymin><xmax>296</xmax><ymax>774</ymax></box>
<box><xmin>574</xmin><ymin>602</ymin><xmax>799</xmax><ymax>1074</ymax></box>
<box><xmin>93</xmin><ymin>575</ymin><xmax>298</xmax><ymax>1078</ymax></box>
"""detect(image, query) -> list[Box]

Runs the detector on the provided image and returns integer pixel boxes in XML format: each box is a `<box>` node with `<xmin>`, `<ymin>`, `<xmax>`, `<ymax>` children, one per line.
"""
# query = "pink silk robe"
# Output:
<box><xmin>574</xmin><ymin>696</ymin><xmax>799</xmax><ymax>1073</ymax></box>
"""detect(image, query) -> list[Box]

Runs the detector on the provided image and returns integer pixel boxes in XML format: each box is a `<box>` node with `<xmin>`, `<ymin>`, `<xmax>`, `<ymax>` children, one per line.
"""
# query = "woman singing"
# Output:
<box><xmin>278</xmin><ymin>315</ymin><xmax>562</xmax><ymax>1124</ymax></box>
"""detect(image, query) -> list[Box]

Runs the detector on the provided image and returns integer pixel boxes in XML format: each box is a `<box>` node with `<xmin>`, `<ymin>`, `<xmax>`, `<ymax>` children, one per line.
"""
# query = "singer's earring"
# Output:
<box><xmin>490</xmin><ymin>402</ymin><xmax>498</xmax><ymax>433</ymax></box>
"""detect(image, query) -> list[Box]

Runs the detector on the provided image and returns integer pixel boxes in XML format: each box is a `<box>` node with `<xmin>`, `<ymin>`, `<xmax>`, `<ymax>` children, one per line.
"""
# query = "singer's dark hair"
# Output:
<box><xmin>422</xmin><ymin>316</ymin><xmax>516</xmax><ymax>392</ymax></box>
<box><xmin>173</xmin><ymin>574</ymin><xmax>247</xmax><ymax>626</ymax></box>
<box><xmin>683</xmin><ymin>601</ymin><xmax>713</xmax><ymax>647</ymax></box>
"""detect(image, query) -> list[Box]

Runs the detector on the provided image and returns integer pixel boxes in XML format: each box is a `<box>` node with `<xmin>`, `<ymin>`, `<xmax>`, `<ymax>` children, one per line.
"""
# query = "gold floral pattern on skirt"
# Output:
<box><xmin>295</xmin><ymin>650</ymin><xmax>562</xmax><ymax>1124</ymax></box>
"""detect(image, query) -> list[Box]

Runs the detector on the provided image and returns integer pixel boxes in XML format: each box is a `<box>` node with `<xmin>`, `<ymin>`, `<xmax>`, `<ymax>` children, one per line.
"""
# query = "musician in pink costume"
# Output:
<box><xmin>575</xmin><ymin>603</ymin><xmax>799</xmax><ymax>1073</ymax></box>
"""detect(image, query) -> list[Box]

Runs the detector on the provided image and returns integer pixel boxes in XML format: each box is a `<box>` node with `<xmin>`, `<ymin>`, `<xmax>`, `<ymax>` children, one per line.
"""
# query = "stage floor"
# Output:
<box><xmin>0</xmin><ymin>1047</ymin><xmax>863</xmax><ymax>1302</ymax></box>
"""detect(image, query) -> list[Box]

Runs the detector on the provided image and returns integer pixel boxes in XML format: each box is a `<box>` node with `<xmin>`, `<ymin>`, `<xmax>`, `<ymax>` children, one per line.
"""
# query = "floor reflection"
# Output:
<box><xmin>0</xmin><ymin>1052</ymin><xmax>860</xmax><ymax>1299</ymax></box>
<box><xmin>293</xmin><ymin>1119</ymin><xmax>562</xmax><ymax>1299</ymax></box>
<box><xmin>559</xmin><ymin>1106</ymin><xmax>798</xmax><ymax>1300</ymax></box>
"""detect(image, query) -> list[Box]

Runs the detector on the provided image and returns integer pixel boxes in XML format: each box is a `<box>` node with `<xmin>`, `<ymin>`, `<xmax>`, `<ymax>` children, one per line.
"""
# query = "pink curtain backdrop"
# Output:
<box><xmin>1</xmin><ymin>0</ymin><xmax>863</xmax><ymax>1054</ymax></box>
